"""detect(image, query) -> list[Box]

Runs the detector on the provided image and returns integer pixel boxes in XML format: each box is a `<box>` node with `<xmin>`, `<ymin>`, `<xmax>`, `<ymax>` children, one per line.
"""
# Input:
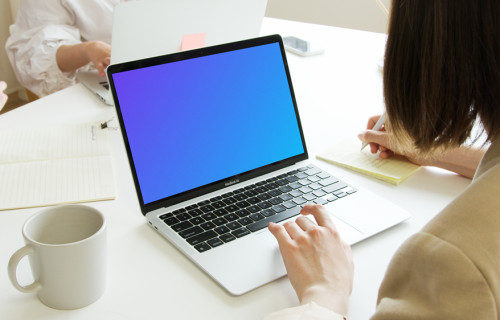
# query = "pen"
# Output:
<box><xmin>360</xmin><ymin>112</ymin><xmax>386</xmax><ymax>151</ymax></box>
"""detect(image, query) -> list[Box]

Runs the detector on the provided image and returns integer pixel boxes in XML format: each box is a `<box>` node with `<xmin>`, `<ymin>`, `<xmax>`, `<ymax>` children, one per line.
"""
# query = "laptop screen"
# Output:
<box><xmin>110</xmin><ymin>39</ymin><xmax>306</xmax><ymax>206</ymax></box>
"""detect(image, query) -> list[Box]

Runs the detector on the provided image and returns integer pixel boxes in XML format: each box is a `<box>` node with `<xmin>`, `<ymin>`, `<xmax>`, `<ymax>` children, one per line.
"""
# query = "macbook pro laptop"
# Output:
<box><xmin>107</xmin><ymin>35</ymin><xmax>411</xmax><ymax>295</ymax></box>
<box><xmin>76</xmin><ymin>71</ymin><xmax>112</xmax><ymax>105</ymax></box>
<box><xmin>79</xmin><ymin>0</ymin><xmax>268</xmax><ymax>105</ymax></box>
<box><xmin>111</xmin><ymin>0</ymin><xmax>268</xmax><ymax>64</ymax></box>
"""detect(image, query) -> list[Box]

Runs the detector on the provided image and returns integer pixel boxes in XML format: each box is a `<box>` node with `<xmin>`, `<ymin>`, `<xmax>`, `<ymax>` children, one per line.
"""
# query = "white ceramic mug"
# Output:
<box><xmin>8</xmin><ymin>204</ymin><xmax>107</xmax><ymax>310</ymax></box>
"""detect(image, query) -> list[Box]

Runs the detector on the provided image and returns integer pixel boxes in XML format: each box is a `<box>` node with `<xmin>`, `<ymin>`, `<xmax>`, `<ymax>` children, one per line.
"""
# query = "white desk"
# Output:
<box><xmin>0</xmin><ymin>18</ymin><xmax>471</xmax><ymax>320</ymax></box>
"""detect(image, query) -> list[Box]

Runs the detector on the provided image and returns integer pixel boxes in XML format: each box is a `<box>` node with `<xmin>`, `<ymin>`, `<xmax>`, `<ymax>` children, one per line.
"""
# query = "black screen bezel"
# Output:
<box><xmin>107</xmin><ymin>34</ymin><xmax>309</xmax><ymax>215</ymax></box>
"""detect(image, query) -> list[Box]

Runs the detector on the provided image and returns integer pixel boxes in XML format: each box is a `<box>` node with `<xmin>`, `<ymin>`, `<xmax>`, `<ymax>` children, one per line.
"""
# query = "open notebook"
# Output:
<box><xmin>0</xmin><ymin>122</ymin><xmax>115</xmax><ymax>210</ymax></box>
<box><xmin>317</xmin><ymin>138</ymin><xmax>420</xmax><ymax>185</ymax></box>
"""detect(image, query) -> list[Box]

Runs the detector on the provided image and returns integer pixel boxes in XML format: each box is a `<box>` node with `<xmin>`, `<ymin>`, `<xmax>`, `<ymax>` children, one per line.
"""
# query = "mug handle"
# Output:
<box><xmin>8</xmin><ymin>245</ymin><xmax>41</xmax><ymax>293</ymax></box>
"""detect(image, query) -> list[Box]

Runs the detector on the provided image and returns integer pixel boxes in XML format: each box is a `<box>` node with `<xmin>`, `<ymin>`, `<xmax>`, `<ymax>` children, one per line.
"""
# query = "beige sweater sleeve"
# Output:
<box><xmin>373</xmin><ymin>157</ymin><xmax>500</xmax><ymax>319</ymax></box>
<box><xmin>263</xmin><ymin>142</ymin><xmax>500</xmax><ymax>320</ymax></box>
<box><xmin>371</xmin><ymin>231</ymin><xmax>497</xmax><ymax>319</ymax></box>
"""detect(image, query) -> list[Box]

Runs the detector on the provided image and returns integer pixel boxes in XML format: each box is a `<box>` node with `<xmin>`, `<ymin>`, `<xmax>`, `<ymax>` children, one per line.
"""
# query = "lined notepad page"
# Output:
<box><xmin>317</xmin><ymin>138</ymin><xmax>420</xmax><ymax>185</ymax></box>
<box><xmin>0</xmin><ymin>123</ymin><xmax>115</xmax><ymax>210</ymax></box>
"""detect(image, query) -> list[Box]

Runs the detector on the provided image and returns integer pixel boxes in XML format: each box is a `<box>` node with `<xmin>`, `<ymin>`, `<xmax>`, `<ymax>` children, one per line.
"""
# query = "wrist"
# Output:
<box><xmin>300</xmin><ymin>285</ymin><xmax>350</xmax><ymax>315</ymax></box>
<box><xmin>411</xmin><ymin>146</ymin><xmax>483</xmax><ymax>178</ymax></box>
<box><xmin>82</xmin><ymin>41</ymin><xmax>95</xmax><ymax>62</ymax></box>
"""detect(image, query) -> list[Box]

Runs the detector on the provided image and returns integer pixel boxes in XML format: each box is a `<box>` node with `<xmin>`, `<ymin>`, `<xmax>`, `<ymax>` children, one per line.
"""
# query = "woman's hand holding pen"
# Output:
<box><xmin>357</xmin><ymin>114</ymin><xmax>427</xmax><ymax>166</ymax></box>
<box><xmin>357</xmin><ymin>114</ymin><xmax>485</xmax><ymax>179</ymax></box>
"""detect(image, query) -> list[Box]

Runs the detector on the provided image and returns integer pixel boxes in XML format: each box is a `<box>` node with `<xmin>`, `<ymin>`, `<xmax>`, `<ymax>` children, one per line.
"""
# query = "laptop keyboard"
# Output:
<box><xmin>99</xmin><ymin>81</ymin><xmax>109</xmax><ymax>90</ymax></box>
<box><xmin>158</xmin><ymin>164</ymin><xmax>356</xmax><ymax>253</ymax></box>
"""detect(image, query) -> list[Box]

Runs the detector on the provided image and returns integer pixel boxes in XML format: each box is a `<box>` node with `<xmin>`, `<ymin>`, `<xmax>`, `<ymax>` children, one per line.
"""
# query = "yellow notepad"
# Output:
<box><xmin>317</xmin><ymin>138</ymin><xmax>420</xmax><ymax>185</ymax></box>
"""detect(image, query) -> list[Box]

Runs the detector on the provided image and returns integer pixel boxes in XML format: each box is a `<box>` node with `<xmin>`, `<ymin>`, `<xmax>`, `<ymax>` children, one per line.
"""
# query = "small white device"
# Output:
<box><xmin>283</xmin><ymin>36</ymin><xmax>324</xmax><ymax>56</ymax></box>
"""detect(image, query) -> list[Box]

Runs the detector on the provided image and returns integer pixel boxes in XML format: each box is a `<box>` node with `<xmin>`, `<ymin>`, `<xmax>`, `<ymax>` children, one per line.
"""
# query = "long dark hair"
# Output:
<box><xmin>384</xmin><ymin>0</ymin><xmax>500</xmax><ymax>153</ymax></box>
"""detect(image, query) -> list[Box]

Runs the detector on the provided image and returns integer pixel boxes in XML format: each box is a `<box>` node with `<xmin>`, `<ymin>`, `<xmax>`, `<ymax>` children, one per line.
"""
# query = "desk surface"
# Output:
<box><xmin>0</xmin><ymin>18</ymin><xmax>470</xmax><ymax>320</ymax></box>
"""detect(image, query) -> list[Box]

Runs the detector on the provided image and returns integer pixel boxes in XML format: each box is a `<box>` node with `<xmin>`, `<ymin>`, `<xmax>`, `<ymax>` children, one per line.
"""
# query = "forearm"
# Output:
<box><xmin>424</xmin><ymin>146</ymin><xmax>486</xmax><ymax>179</ymax></box>
<box><xmin>56</xmin><ymin>42</ymin><xmax>91</xmax><ymax>73</ymax></box>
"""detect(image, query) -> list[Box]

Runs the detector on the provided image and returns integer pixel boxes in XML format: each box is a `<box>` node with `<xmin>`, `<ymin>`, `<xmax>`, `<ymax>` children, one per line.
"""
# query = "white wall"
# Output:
<box><xmin>265</xmin><ymin>0</ymin><xmax>390</xmax><ymax>34</ymax></box>
<box><xmin>0</xmin><ymin>0</ymin><xmax>20</xmax><ymax>95</ymax></box>
<box><xmin>0</xmin><ymin>0</ymin><xmax>389</xmax><ymax>96</ymax></box>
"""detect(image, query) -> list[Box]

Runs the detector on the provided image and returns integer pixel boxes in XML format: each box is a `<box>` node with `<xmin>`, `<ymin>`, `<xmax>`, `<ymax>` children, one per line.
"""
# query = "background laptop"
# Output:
<box><xmin>107</xmin><ymin>35</ymin><xmax>411</xmax><ymax>295</ymax></box>
<box><xmin>76</xmin><ymin>71</ymin><xmax>112</xmax><ymax>105</ymax></box>
<box><xmin>79</xmin><ymin>0</ymin><xmax>268</xmax><ymax>105</ymax></box>
<box><xmin>111</xmin><ymin>0</ymin><xmax>268</xmax><ymax>64</ymax></box>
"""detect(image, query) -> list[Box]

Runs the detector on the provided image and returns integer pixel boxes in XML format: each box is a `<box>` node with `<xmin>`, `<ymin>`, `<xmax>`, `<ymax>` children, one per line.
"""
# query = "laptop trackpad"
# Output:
<box><xmin>327</xmin><ymin>214</ymin><xmax>364</xmax><ymax>245</ymax></box>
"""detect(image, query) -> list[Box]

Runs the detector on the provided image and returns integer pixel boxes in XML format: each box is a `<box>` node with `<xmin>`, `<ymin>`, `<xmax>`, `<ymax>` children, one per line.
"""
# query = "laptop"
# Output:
<box><xmin>111</xmin><ymin>0</ymin><xmax>268</xmax><ymax>64</ymax></box>
<box><xmin>107</xmin><ymin>35</ymin><xmax>411</xmax><ymax>295</ymax></box>
<box><xmin>79</xmin><ymin>0</ymin><xmax>268</xmax><ymax>105</ymax></box>
<box><xmin>76</xmin><ymin>71</ymin><xmax>113</xmax><ymax>105</ymax></box>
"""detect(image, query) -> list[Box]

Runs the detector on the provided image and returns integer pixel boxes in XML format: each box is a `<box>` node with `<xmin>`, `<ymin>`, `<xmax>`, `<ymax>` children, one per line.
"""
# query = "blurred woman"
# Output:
<box><xmin>5</xmin><ymin>0</ymin><xmax>133</xmax><ymax>97</ymax></box>
<box><xmin>0</xmin><ymin>81</ymin><xmax>8</xmax><ymax>110</ymax></box>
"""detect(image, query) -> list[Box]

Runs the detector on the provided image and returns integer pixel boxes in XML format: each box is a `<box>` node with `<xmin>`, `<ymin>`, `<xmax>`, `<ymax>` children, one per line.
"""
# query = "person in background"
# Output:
<box><xmin>5</xmin><ymin>0</ymin><xmax>134</xmax><ymax>98</ymax></box>
<box><xmin>265</xmin><ymin>0</ymin><xmax>500</xmax><ymax>319</ymax></box>
<box><xmin>0</xmin><ymin>81</ymin><xmax>8</xmax><ymax>110</ymax></box>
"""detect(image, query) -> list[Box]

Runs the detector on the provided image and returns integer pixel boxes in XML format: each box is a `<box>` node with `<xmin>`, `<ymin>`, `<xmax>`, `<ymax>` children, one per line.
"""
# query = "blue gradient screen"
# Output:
<box><xmin>112</xmin><ymin>42</ymin><xmax>305</xmax><ymax>205</ymax></box>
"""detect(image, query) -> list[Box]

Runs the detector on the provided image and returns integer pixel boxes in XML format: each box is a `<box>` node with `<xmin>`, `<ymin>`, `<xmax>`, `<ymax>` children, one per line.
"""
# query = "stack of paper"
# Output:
<box><xmin>317</xmin><ymin>138</ymin><xmax>420</xmax><ymax>185</ymax></box>
<box><xmin>0</xmin><ymin>122</ymin><xmax>115</xmax><ymax>210</ymax></box>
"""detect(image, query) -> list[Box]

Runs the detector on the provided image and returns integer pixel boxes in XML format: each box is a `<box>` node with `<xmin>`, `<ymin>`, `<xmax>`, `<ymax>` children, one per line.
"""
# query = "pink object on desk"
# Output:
<box><xmin>180</xmin><ymin>33</ymin><xmax>206</xmax><ymax>51</ymax></box>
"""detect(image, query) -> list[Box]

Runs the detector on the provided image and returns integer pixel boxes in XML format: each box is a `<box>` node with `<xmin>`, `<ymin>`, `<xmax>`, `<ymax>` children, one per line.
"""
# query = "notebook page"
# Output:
<box><xmin>317</xmin><ymin>138</ymin><xmax>420</xmax><ymax>185</ymax></box>
<box><xmin>0</xmin><ymin>156</ymin><xmax>115</xmax><ymax>210</ymax></box>
<box><xmin>0</xmin><ymin>123</ymin><xmax>108</xmax><ymax>164</ymax></box>
<box><xmin>0</xmin><ymin>123</ymin><xmax>115</xmax><ymax>211</ymax></box>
